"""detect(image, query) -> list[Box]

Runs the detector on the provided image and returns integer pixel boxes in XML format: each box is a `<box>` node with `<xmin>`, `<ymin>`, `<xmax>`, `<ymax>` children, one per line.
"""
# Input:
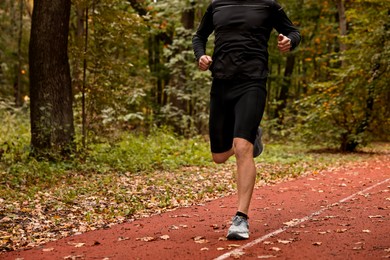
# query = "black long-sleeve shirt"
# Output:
<box><xmin>192</xmin><ymin>0</ymin><xmax>301</xmax><ymax>79</ymax></box>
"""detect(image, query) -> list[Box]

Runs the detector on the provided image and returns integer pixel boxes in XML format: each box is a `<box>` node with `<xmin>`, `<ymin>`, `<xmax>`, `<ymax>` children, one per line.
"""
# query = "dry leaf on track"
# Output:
<box><xmin>160</xmin><ymin>235</ymin><xmax>170</xmax><ymax>240</ymax></box>
<box><xmin>193</xmin><ymin>236</ymin><xmax>208</xmax><ymax>244</ymax></box>
<box><xmin>277</xmin><ymin>239</ymin><xmax>292</xmax><ymax>244</ymax></box>
<box><xmin>136</xmin><ymin>236</ymin><xmax>156</xmax><ymax>242</ymax></box>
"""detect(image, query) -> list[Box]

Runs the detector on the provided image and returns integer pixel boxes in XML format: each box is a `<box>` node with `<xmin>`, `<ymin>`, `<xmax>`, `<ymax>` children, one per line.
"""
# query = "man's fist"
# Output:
<box><xmin>198</xmin><ymin>55</ymin><xmax>213</xmax><ymax>71</ymax></box>
<box><xmin>278</xmin><ymin>34</ymin><xmax>292</xmax><ymax>53</ymax></box>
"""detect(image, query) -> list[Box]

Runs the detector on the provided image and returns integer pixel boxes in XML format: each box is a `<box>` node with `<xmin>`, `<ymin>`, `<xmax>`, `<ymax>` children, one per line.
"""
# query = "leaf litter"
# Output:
<box><xmin>1</xmin><ymin>152</ymin><xmax>388</xmax><ymax>253</ymax></box>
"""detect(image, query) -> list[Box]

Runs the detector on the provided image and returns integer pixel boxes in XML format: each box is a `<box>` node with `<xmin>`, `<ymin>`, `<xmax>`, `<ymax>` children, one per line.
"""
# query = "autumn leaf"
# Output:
<box><xmin>136</xmin><ymin>237</ymin><xmax>156</xmax><ymax>242</ymax></box>
<box><xmin>160</xmin><ymin>235</ymin><xmax>170</xmax><ymax>240</ymax></box>
<box><xmin>67</xmin><ymin>242</ymin><xmax>85</xmax><ymax>248</ymax></box>
<box><xmin>368</xmin><ymin>215</ymin><xmax>383</xmax><ymax>219</ymax></box>
<box><xmin>118</xmin><ymin>236</ymin><xmax>130</xmax><ymax>241</ymax></box>
<box><xmin>277</xmin><ymin>239</ymin><xmax>292</xmax><ymax>245</ymax></box>
<box><xmin>193</xmin><ymin>236</ymin><xmax>208</xmax><ymax>244</ymax></box>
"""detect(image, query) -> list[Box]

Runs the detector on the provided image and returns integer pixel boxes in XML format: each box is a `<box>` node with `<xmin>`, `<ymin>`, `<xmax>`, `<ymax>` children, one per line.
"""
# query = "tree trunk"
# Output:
<box><xmin>335</xmin><ymin>0</ymin><xmax>347</xmax><ymax>68</ymax></box>
<box><xmin>276</xmin><ymin>54</ymin><xmax>295</xmax><ymax>123</ymax></box>
<box><xmin>29</xmin><ymin>0</ymin><xmax>74</xmax><ymax>158</ymax></box>
<box><xmin>14</xmin><ymin>0</ymin><xmax>24</xmax><ymax>107</ymax></box>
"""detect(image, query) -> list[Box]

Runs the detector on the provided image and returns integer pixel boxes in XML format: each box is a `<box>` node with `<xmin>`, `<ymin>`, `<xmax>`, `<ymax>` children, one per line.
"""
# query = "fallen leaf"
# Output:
<box><xmin>362</xmin><ymin>230</ymin><xmax>371</xmax><ymax>233</ymax></box>
<box><xmin>277</xmin><ymin>239</ymin><xmax>292</xmax><ymax>244</ymax></box>
<box><xmin>231</xmin><ymin>251</ymin><xmax>245</xmax><ymax>258</ymax></box>
<box><xmin>136</xmin><ymin>236</ymin><xmax>156</xmax><ymax>242</ymax></box>
<box><xmin>42</xmin><ymin>248</ymin><xmax>54</xmax><ymax>252</ymax></box>
<box><xmin>118</xmin><ymin>236</ymin><xmax>130</xmax><ymax>241</ymax></box>
<box><xmin>160</xmin><ymin>235</ymin><xmax>170</xmax><ymax>240</ymax></box>
<box><xmin>67</xmin><ymin>242</ymin><xmax>85</xmax><ymax>248</ymax></box>
<box><xmin>283</xmin><ymin>219</ymin><xmax>299</xmax><ymax>226</ymax></box>
<box><xmin>193</xmin><ymin>236</ymin><xmax>208</xmax><ymax>244</ymax></box>
<box><xmin>313</xmin><ymin>242</ymin><xmax>322</xmax><ymax>246</ymax></box>
<box><xmin>270</xmin><ymin>247</ymin><xmax>281</xmax><ymax>252</ymax></box>
<box><xmin>368</xmin><ymin>215</ymin><xmax>383</xmax><ymax>219</ymax></box>
<box><xmin>169</xmin><ymin>225</ymin><xmax>179</xmax><ymax>230</ymax></box>
<box><xmin>217</xmin><ymin>247</ymin><xmax>225</xmax><ymax>251</ymax></box>
<box><xmin>200</xmin><ymin>247</ymin><xmax>209</xmax><ymax>251</ymax></box>
<box><xmin>263</xmin><ymin>241</ymin><xmax>273</xmax><ymax>245</ymax></box>
<box><xmin>211</xmin><ymin>224</ymin><xmax>219</xmax><ymax>230</ymax></box>
<box><xmin>63</xmin><ymin>255</ymin><xmax>84</xmax><ymax>259</ymax></box>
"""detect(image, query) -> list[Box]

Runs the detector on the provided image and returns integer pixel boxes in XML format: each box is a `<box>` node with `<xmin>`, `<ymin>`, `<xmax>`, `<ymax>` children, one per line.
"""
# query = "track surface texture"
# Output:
<box><xmin>2</xmin><ymin>154</ymin><xmax>390</xmax><ymax>260</ymax></box>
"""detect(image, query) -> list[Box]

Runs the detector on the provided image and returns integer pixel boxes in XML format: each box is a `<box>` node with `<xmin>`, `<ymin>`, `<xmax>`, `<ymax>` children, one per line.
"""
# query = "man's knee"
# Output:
<box><xmin>233</xmin><ymin>138</ymin><xmax>252</xmax><ymax>158</ymax></box>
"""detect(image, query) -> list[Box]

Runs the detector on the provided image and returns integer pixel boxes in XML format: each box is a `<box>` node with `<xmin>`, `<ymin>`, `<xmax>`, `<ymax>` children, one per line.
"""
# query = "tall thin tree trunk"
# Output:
<box><xmin>15</xmin><ymin>0</ymin><xmax>24</xmax><ymax>106</ymax></box>
<box><xmin>335</xmin><ymin>0</ymin><xmax>347</xmax><ymax>67</ymax></box>
<box><xmin>29</xmin><ymin>0</ymin><xmax>74</xmax><ymax>158</ymax></box>
<box><xmin>276</xmin><ymin>54</ymin><xmax>295</xmax><ymax>123</ymax></box>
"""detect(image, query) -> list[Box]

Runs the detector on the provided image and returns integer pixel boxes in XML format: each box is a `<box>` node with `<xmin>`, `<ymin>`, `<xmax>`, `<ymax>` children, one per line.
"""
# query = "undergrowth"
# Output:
<box><xmin>1</xmin><ymin>106</ymin><xmax>388</xmax><ymax>252</ymax></box>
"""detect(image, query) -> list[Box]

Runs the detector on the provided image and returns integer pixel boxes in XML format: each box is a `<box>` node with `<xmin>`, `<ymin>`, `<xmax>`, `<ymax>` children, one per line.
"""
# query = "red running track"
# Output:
<box><xmin>2</xmin><ymin>155</ymin><xmax>389</xmax><ymax>260</ymax></box>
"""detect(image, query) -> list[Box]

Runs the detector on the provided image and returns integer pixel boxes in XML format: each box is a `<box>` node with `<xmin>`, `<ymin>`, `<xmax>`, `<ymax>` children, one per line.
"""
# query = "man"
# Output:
<box><xmin>192</xmin><ymin>0</ymin><xmax>300</xmax><ymax>240</ymax></box>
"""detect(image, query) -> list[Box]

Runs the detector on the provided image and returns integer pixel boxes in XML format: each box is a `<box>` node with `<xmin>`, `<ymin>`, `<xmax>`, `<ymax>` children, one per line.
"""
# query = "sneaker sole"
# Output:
<box><xmin>226</xmin><ymin>232</ymin><xmax>249</xmax><ymax>240</ymax></box>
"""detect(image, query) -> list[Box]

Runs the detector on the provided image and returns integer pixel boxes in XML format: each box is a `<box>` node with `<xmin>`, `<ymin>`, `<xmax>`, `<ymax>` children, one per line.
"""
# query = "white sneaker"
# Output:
<box><xmin>226</xmin><ymin>215</ymin><xmax>249</xmax><ymax>240</ymax></box>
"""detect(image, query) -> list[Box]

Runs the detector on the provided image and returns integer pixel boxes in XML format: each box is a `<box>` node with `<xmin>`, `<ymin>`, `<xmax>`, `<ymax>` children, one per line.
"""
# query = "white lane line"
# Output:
<box><xmin>214</xmin><ymin>177</ymin><xmax>390</xmax><ymax>260</ymax></box>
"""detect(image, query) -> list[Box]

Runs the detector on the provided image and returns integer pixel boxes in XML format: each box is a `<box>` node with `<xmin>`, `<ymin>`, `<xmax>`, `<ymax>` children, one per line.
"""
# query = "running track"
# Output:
<box><xmin>2</xmin><ymin>154</ymin><xmax>389</xmax><ymax>260</ymax></box>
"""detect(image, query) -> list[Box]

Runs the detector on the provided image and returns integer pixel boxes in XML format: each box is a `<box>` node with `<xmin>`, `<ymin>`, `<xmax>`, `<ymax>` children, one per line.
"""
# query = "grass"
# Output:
<box><xmin>0</xmin><ymin>107</ymin><xmax>388</xmax><ymax>251</ymax></box>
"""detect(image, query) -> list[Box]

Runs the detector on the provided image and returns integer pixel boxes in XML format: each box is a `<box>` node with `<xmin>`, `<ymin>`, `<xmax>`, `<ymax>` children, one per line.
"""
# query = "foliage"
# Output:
<box><xmin>0</xmin><ymin>98</ymin><xmax>30</xmax><ymax>163</ymax></box>
<box><xmin>293</xmin><ymin>0</ymin><xmax>390</xmax><ymax>151</ymax></box>
<box><xmin>0</xmin><ymin>0</ymin><xmax>30</xmax><ymax>101</ymax></box>
<box><xmin>1</xmin><ymin>0</ymin><xmax>389</xmax><ymax>155</ymax></box>
<box><xmin>161</xmin><ymin>26</ymin><xmax>211</xmax><ymax>136</ymax></box>
<box><xmin>69</xmin><ymin>0</ymin><xmax>152</xmax><ymax>138</ymax></box>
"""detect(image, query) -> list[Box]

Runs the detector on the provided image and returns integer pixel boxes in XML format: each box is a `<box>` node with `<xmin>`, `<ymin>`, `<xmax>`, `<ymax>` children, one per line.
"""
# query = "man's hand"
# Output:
<box><xmin>278</xmin><ymin>34</ymin><xmax>291</xmax><ymax>53</ymax></box>
<box><xmin>198</xmin><ymin>55</ymin><xmax>213</xmax><ymax>71</ymax></box>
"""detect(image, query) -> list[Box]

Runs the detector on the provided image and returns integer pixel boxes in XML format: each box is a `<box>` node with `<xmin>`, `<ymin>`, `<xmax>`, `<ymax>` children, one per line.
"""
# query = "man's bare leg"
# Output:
<box><xmin>211</xmin><ymin>138</ymin><xmax>256</xmax><ymax>215</ymax></box>
<box><xmin>233</xmin><ymin>138</ymin><xmax>256</xmax><ymax>215</ymax></box>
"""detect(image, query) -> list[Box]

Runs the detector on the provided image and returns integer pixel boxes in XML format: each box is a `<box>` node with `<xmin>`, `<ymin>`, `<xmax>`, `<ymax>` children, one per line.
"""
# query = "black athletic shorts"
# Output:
<box><xmin>209</xmin><ymin>78</ymin><xmax>267</xmax><ymax>154</ymax></box>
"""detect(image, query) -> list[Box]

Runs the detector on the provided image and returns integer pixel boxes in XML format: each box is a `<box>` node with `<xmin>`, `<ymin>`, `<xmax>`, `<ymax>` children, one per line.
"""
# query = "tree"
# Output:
<box><xmin>29</xmin><ymin>0</ymin><xmax>75</xmax><ymax>158</ymax></box>
<box><xmin>295</xmin><ymin>0</ymin><xmax>390</xmax><ymax>151</ymax></box>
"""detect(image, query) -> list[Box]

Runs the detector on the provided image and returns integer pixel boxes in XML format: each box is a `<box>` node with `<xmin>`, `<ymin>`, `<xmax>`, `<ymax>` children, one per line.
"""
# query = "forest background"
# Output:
<box><xmin>0</xmin><ymin>0</ymin><xmax>389</xmax><ymax>252</ymax></box>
